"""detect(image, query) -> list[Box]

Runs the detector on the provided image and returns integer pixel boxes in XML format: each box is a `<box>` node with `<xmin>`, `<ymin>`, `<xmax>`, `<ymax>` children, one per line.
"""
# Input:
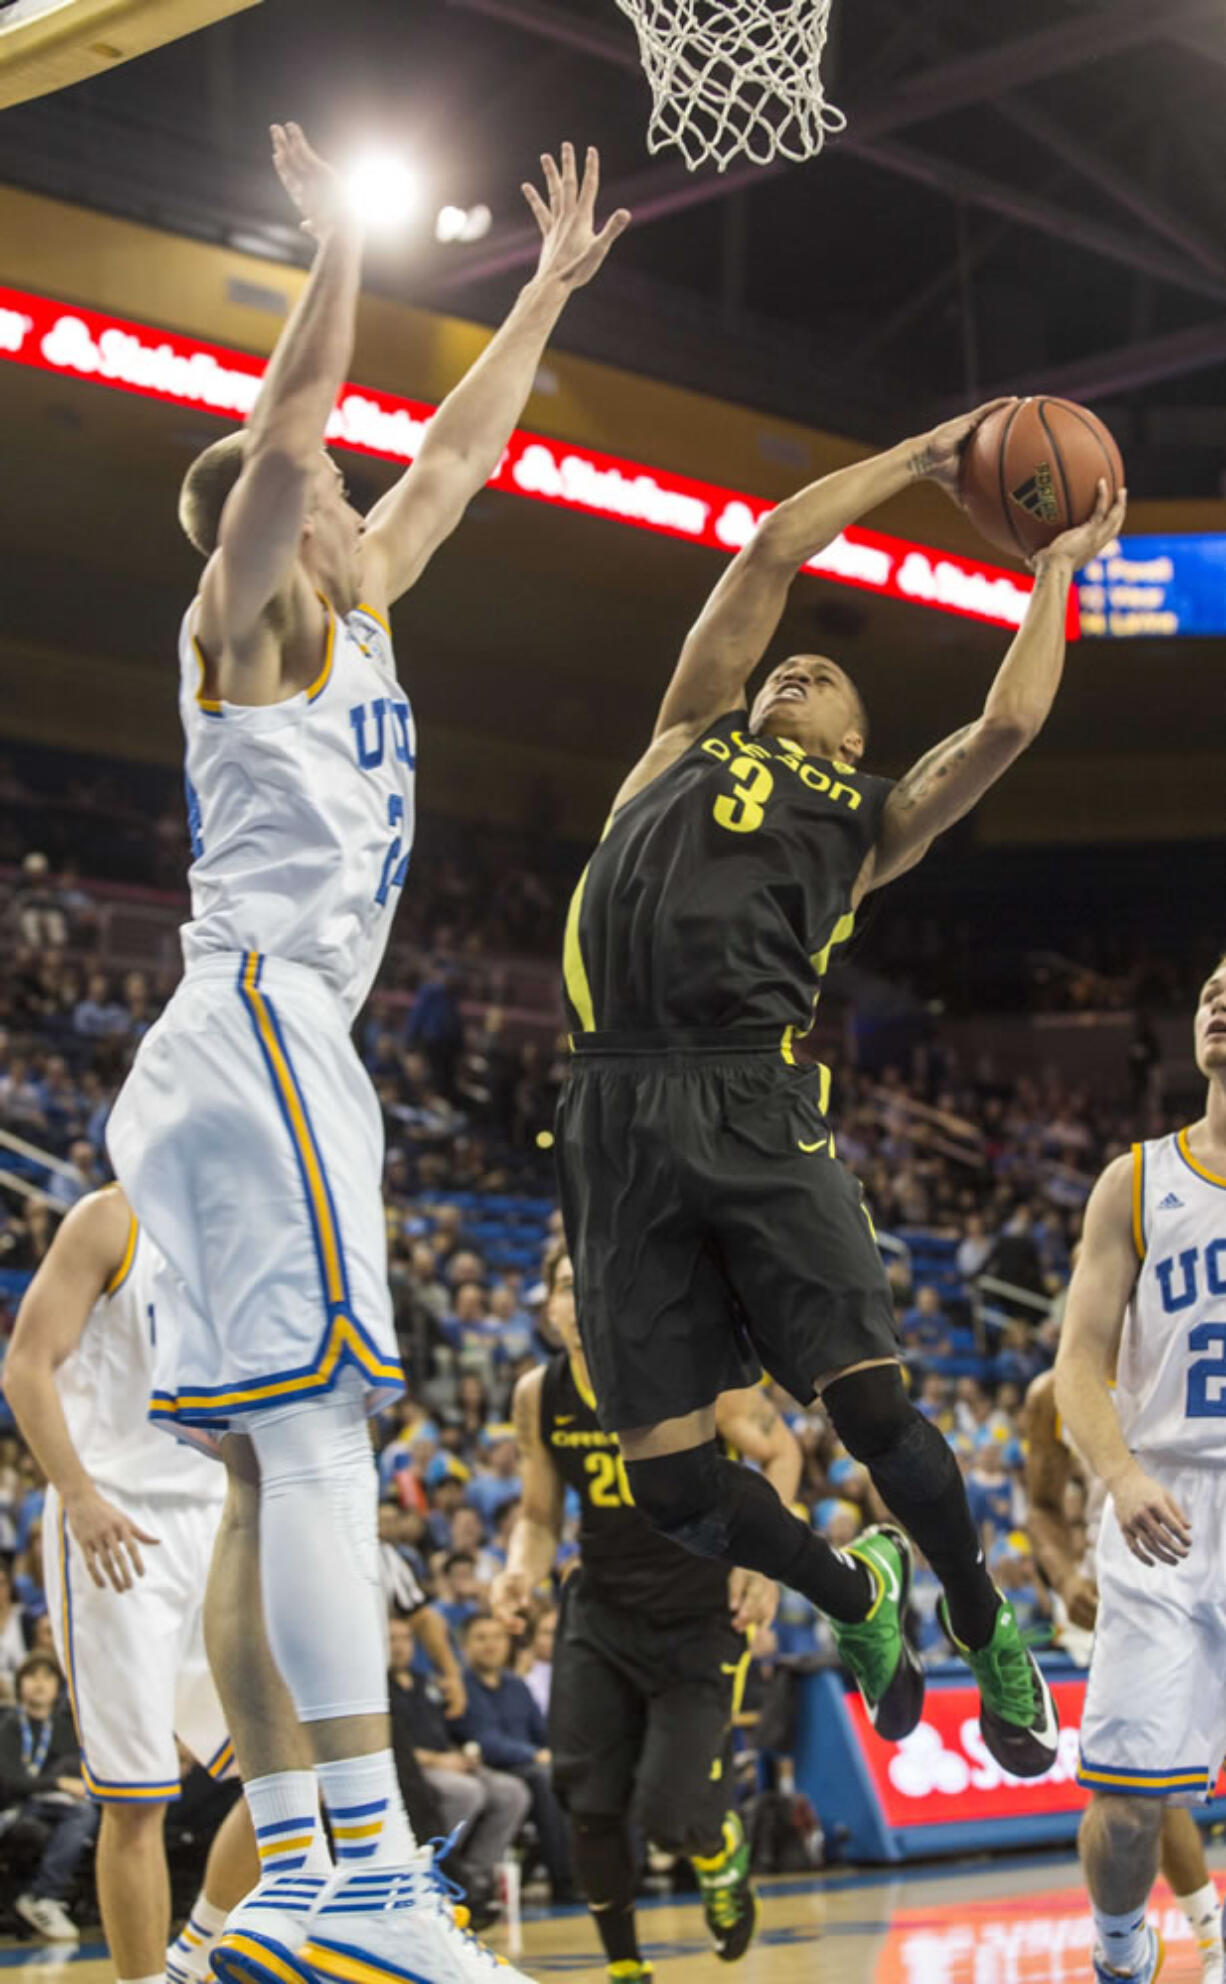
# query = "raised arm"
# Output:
<box><xmin>864</xmin><ymin>481</ymin><xmax>1127</xmax><ymax>894</ymax></box>
<box><xmin>1054</xmin><ymin>1154</ymin><xmax>1191</xmax><ymax>1568</ymax></box>
<box><xmin>1023</xmin><ymin>1370</ymin><xmax>1097</xmax><ymax>1630</ymax></box>
<box><xmin>362</xmin><ymin>144</ymin><xmax>628</xmax><ymax>608</ymax></box>
<box><xmin>490</xmin><ymin>1367</ymin><xmax>564</xmax><ymax>1629</ymax></box>
<box><xmin>196</xmin><ymin>124</ymin><xmax>363</xmax><ymax>685</ymax></box>
<box><xmin>611</xmin><ymin>403</ymin><xmax>1009</xmax><ymax>814</ymax></box>
<box><xmin>3</xmin><ymin>1189</ymin><xmax>158</xmax><ymax>1592</ymax></box>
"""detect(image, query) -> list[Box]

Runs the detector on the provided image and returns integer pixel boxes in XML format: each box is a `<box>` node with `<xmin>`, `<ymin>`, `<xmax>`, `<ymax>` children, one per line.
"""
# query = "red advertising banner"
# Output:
<box><xmin>846</xmin><ymin>1680</ymin><xmax>1092</xmax><ymax>1826</ymax></box>
<box><xmin>873</xmin><ymin>1881</ymin><xmax>1198</xmax><ymax>1984</ymax></box>
<box><xmin>0</xmin><ymin>281</ymin><xmax>1073</xmax><ymax>637</ymax></box>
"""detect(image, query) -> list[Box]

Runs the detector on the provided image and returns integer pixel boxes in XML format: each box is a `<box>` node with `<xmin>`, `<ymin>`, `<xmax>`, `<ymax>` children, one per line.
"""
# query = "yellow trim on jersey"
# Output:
<box><xmin>106</xmin><ymin>1214</ymin><xmax>139</xmax><ymax>1297</ymax></box>
<box><xmin>563</xmin><ymin>862</ymin><xmax>597</xmax><ymax>1034</ymax></box>
<box><xmin>82</xmin><ymin>1765</ymin><xmax>182</xmax><ymax>1803</ymax></box>
<box><xmin>1131</xmin><ymin>1143</ymin><xmax>1146</xmax><ymax>1261</ymax></box>
<box><xmin>206</xmin><ymin>1739</ymin><xmax>235</xmax><ymax>1780</ymax></box>
<box><xmin>1178</xmin><ymin>1126</ymin><xmax>1226</xmax><ymax>1190</ymax></box>
<box><xmin>306</xmin><ymin>596</ymin><xmax>337</xmax><ymax>704</ymax></box>
<box><xmin>356</xmin><ymin>600</ymin><xmax>391</xmax><ymax>638</ymax></box>
<box><xmin>157</xmin><ymin>1313</ymin><xmax>402</xmax><ymax>1416</ymax></box>
<box><xmin>568</xmin><ymin>1356</ymin><xmax>598</xmax><ymax>1414</ymax></box>
<box><xmin>192</xmin><ymin>620</ymin><xmax>222</xmax><ymax>716</ymax></box>
<box><xmin>243</xmin><ymin>953</ymin><xmax>344</xmax><ymax>1309</ymax></box>
<box><xmin>817</xmin><ymin>1062</ymin><xmax>831</xmax><ymax>1116</ymax></box>
<box><xmin>811</xmin><ymin>911</ymin><xmax>856</xmax><ymax>983</ymax></box>
<box><xmin>780</xmin><ymin>1025</ymin><xmax>798</xmax><ymax>1066</ymax></box>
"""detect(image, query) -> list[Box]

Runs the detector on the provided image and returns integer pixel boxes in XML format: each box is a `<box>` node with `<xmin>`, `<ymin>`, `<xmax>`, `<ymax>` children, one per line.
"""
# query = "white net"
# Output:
<box><xmin>614</xmin><ymin>0</ymin><xmax>844</xmax><ymax>172</ymax></box>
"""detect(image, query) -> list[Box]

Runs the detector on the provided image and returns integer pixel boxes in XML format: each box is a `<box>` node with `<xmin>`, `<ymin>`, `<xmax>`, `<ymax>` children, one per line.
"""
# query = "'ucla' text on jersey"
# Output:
<box><xmin>1117</xmin><ymin>1130</ymin><xmax>1226</xmax><ymax>1460</ymax></box>
<box><xmin>178</xmin><ymin>598</ymin><xmax>416</xmax><ymax>1021</ymax></box>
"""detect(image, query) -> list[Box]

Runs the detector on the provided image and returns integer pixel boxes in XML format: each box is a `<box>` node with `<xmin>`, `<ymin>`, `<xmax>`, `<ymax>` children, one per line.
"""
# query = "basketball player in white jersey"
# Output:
<box><xmin>1055</xmin><ymin>954</ymin><xmax>1226</xmax><ymax>1983</ymax></box>
<box><xmin>1025</xmin><ymin>1370</ymin><xmax>1222</xmax><ymax>1980</ymax></box>
<box><xmin>3</xmin><ymin>1187</ymin><xmax>257</xmax><ymax>1984</ymax></box>
<box><xmin>104</xmin><ymin>122</ymin><xmax>627</xmax><ymax>1984</ymax></box>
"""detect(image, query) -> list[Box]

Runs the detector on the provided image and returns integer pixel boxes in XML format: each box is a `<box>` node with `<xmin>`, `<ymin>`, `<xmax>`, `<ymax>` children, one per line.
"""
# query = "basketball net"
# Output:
<box><xmin>614</xmin><ymin>0</ymin><xmax>844</xmax><ymax>172</ymax></box>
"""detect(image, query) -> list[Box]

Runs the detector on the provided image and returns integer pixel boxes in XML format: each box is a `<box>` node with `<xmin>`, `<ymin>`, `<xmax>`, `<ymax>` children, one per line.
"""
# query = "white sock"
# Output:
<box><xmin>246</xmin><ymin>1769</ymin><xmax>332</xmax><ymax>1878</ymax></box>
<box><xmin>1094</xmin><ymin>1904</ymin><xmax>1151</xmax><ymax>1975</ymax></box>
<box><xmin>184</xmin><ymin>1896</ymin><xmax>228</xmax><ymax>1937</ymax></box>
<box><xmin>1176</xmin><ymin>1881</ymin><xmax>1221</xmax><ymax>1941</ymax></box>
<box><xmin>318</xmin><ymin>1751</ymin><xmax>415</xmax><ymax>1868</ymax></box>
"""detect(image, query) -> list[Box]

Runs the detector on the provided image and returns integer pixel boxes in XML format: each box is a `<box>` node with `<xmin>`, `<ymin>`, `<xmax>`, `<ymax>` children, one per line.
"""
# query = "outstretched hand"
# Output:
<box><xmin>910</xmin><ymin>398</ymin><xmax>1016</xmax><ymax>502</ymax></box>
<box><xmin>523</xmin><ymin>143</ymin><xmax>630</xmax><ymax>292</ymax></box>
<box><xmin>1033</xmin><ymin>478</ymin><xmax>1128</xmax><ymax>574</ymax></box>
<box><xmin>272</xmin><ymin>121</ymin><xmax>345</xmax><ymax>241</ymax></box>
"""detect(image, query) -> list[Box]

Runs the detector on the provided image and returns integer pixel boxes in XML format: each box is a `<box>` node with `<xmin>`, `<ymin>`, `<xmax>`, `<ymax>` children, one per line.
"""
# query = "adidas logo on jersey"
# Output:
<box><xmin>1158</xmin><ymin>1192</ymin><xmax>1184</xmax><ymax>1210</ymax></box>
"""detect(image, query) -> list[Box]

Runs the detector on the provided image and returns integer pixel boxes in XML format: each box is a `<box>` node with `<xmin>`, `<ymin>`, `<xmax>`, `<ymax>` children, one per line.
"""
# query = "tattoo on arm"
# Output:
<box><xmin>750</xmin><ymin>1393</ymin><xmax>778</xmax><ymax>1436</ymax></box>
<box><xmin>891</xmin><ymin>723</ymin><xmax>978</xmax><ymax>814</ymax></box>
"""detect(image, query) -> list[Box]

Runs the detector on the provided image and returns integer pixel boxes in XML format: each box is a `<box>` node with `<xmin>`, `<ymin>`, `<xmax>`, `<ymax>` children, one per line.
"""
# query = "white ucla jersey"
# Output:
<box><xmin>178</xmin><ymin>596</ymin><xmax>416</xmax><ymax>1021</ymax></box>
<box><xmin>56</xmin><ymin>1213</ymin><xmax>222</xmax><ymax>1504</ymax></box>
<box><xmin>1115</xmin><ymin>1128</ymin><xmax>1226</xmax><ymax>1466</ymax></box>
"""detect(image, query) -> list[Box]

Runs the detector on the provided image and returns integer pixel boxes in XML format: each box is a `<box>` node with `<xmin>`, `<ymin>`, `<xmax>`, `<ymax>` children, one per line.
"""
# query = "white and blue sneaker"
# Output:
<box><xmin>210</xmin><ymin>1873</ymin><xmax>329</xmax><ymax>1984</ymax></box>
<box><xmin>1092</xmin><ymin>1925</ymin><xmax>1164</xmax><ymax>1984</ymax></box>
<box><xmin>302</xmin><ymin>1844</ymin><xmax>533</xmax><ymax>1984</ymax></box>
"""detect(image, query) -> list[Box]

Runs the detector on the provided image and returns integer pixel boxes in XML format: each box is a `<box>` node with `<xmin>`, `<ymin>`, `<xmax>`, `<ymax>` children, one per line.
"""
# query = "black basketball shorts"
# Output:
<box><xmin>549</xmin><ymin>1573</ymin><xmax>747</xmax><ymax>1851</ymax></box>
<box><xmin>555</xmin><ymin>1039</ymin><xmax>899</xmax><ymax>1431</ymax></box>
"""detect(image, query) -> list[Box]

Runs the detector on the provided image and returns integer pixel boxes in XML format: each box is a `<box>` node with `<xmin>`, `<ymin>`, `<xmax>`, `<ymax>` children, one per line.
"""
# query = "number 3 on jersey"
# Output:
<box><xmin>376</xmin><ymin>794</ymin><xmax>410</xmax><ymax>906</ymax></box>
<box><xmin>714</xmin><ymin>755</ymin><xmax>775</xmax><ymax>835</ymax></box>
<box><xmin>1187</xmin><ymin>1321</ymin><xmax>1226</xmax><ymax>1416</ymax></box>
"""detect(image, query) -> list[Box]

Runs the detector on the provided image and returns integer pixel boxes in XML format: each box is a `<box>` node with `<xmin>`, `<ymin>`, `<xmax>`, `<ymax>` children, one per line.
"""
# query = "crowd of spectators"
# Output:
<box><xmin>0</xmin><ymin>813</ymin><xmax>1212</xmax><ymax>1928</ymax></box>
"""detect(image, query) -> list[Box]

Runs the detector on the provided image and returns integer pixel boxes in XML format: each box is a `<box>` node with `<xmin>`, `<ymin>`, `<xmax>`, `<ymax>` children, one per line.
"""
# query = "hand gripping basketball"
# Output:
<box><xmin>908</xmin><ymin>399</ymin><xmax>1018</xmax><ymax>504</ymax></box>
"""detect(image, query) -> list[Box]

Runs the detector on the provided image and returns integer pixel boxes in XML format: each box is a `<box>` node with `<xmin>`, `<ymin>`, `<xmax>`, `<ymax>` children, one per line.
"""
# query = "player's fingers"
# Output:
<box><xmin>1127</xmin><ymin>1533</ymin><xmax>1154</xmax><ymax>1567</ymax></box>
<box><xmin>579</xmin><ymin>144</ymin><xmax>600</xmax><ymax>216</ymax></box>
<box><xmin>560</xmin><ymin>140</ymin><xmax>578</xmax><ymax>199</ymax></box>
<box><xmin>1138</xmin><ymin>1516</ymin><xmax>1182</xmax><ymax>1564</ymax></box>
<box><xmin>84</xmin><ymin>1546</ymin><xmax>107</xmax><ymax>1592</ymax></box>
<box><xmin>124</xmin><ymin>1536</ymin><xmax>146</xmax><ymax>1579</ymax></box>
<box><xmin>966</xmin><ymin>396</ymin><xmax>1015</xmax><ymax>428</ymax></box>
<box><xmin>541</xmin><ymin>152</ymin><xmax>562</xmax><ymax>209</ymax></box>
<box><xmin>522</xmin><ymin>183</ymin><xmax>551</xmax><ymax>236</ymax></box>
<box><xmin>132</xmin><ymin>1525</ymin><xmax>160</xmax><ymax>1545</ymax></box>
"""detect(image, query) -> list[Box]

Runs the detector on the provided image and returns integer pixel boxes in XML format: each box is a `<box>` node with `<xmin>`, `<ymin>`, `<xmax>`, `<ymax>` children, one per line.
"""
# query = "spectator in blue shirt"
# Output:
<box><xmin>451</xmin><ymin>1614</ymin><xmax>572</xmax><ymax>1901</ymax></box>
<box><xmin>434</xmin><ymin>1552</ymin><xmax>485</xmax><ymax>1642</ymax></box>
<box><xmin>467</xmin><ymin>1427</ymin><xmax>522</xmax><ymax>1529</ymax></box>
<box><xmin>965</xmin><ymin>1436</ymin><xmax>1015</xmax><ymax>1544</ymax></box>
<box><xmin>900</xmin><ymin>1285</ymin><xmax>953</xmax><ymax>1355</ymax></box>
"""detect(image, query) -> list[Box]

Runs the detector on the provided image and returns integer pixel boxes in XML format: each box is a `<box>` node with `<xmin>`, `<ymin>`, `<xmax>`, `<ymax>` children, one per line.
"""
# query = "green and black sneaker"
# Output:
<box><xmin>940</xmin><ymin>1591</ymin><xmax>1059</xmax><ymax>1778</ymax></box>
<box><xmin>692</xmin><ymin>1811</ymin><xmax>758</xmax><ymax>1963</ymax></box>
<box><xmin>830</xmin><ymin>1524</ymin><xmax>925</xmax><ymax>1742</ymax></box>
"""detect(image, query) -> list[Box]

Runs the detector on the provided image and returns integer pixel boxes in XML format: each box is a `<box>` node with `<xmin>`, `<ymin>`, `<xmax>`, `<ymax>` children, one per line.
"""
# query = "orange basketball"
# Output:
<box><xmin>958</xmin><ymin>397</ymin><xmax>1124</xmax><ymax>560</ymax></box>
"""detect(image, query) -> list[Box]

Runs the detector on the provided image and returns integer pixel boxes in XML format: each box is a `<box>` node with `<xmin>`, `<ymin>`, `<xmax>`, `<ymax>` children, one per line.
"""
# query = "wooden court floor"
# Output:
<box><xmin>2</xmin><ymin>1848</ymin><xmax>1224</xmax><ymax>1984</ymax></box>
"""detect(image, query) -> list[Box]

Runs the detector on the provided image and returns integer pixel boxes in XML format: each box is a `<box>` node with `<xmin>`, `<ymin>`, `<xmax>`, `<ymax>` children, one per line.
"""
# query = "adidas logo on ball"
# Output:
<box><xmin>1010</xmin><ymin>462</ymin><xmax>1060</xmax><ymax>523</ymax></box>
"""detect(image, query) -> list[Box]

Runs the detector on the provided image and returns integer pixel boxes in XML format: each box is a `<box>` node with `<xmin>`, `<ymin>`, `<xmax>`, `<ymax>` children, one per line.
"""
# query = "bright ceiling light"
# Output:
<box><xmin>434</xmin><ymin>202</ymin><xmax>493</xmax><ymax>246</ymax></box>
<box><xmin>344</xmin><ymin>153</ymin><xmax>419</xmax><ymax>232</ymax></box>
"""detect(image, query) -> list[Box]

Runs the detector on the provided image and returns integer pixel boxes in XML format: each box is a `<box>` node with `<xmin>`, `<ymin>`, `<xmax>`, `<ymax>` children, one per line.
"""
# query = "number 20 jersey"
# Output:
<box><xmin>564</xmin><ymin>709</ymin><xmax>892</xmax><ymax>1039</ymax></box>
<box><xmin>1116</xmin><ymin>1130</ymin><xmax>1226</xmax><ymax>1465</ymax></box>
<box><xmin>178</xmin><ymin>597</ymin><xmax>415</xmax><ymax>1023</ymax></box>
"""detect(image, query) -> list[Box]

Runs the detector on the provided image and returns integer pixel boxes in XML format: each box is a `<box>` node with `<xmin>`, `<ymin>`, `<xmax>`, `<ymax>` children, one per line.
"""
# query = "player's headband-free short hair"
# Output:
<box><xmin>178</xmin><ymin>430</ymin><xmax>248</xmax><ymax>557</ymax></box>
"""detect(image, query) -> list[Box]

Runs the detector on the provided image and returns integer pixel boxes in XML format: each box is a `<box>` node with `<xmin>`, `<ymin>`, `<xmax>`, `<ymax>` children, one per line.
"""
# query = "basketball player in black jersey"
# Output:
<box><xmin>558</xmin><ymin>400</ymin><xmax>1125</xmax><ymax>1776</ymax></box>
<box><xmin>492</xmin><ymin>1244</ymin><xmax>800</xmax><ymax>1977</ymax></box>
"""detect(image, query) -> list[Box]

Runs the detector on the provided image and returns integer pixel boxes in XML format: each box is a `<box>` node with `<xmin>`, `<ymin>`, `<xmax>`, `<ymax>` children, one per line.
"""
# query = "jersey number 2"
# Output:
<box><xmin>713</xmin><ymin>756</ymin><xmax>775</xmax><ymax>835</ymax></box>
<box><xmin>585</xmin><ymin>1451</ymin><xmax>633</xmax><ymax>1507</ymax></box>
<box><xmin>376</xmin><ymin>794</ymin><xmax>410</xmax><ymax>907</ymax></box>
<box><xmin>1186</xmin><ymin>1321</ymin><xmax>1226</xmax><ymax>1416</ymax></box>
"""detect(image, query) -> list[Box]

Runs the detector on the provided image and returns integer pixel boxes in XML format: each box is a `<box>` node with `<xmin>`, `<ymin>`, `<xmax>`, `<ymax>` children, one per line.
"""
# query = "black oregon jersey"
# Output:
<box><xmin>563</xmin><ymin>710</ymin><xmax>892</xmax><ymax>1039</ymax></box>
<box><xmin>540</xmin><ymin>1352</ymin><xmax>730</xmax><ymax>1619</ymax></box>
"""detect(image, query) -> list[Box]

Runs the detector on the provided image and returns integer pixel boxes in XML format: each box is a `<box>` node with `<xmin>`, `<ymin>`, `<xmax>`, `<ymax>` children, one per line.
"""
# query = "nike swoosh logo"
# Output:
<box><xmin>1031</xmin><ymin>1666</ymin><xmax>1058</xmax><ymax>1750</ymax></box>
<box><xmin>798</xmin><ymin>1137</ymin><xmax>828</xmax><ymax>1154</ymax></box>
<box><xmin>556</xmin><ymin>1415</ymin><xmax>575</xmax><ymax>1425</ymax></box>
<box><xmin>878</xmin><ymin>1558</ymin><xmax>900</xmax><ymax>1604</ymax></box>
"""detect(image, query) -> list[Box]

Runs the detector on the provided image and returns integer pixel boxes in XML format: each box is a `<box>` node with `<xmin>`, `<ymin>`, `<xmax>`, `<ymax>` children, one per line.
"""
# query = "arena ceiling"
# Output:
<box><xmin>2</xmin><ymin>0</ymin><xmax>1226</xmax><ymax>493</ymax></box>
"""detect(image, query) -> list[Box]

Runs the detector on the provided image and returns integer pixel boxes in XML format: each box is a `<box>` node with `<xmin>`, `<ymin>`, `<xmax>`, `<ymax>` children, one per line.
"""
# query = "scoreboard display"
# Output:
<box><xmin>1078</xmin><ymin>534</ymin><xmax>1226</xmax><ymax>638</ymax></box>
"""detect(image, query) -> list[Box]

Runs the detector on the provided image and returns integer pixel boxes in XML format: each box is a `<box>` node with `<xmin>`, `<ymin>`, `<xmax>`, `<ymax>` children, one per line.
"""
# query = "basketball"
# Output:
<box><xmin>958</xmin><ymin>397</ymin><xmax>1125</xmax><ymax>561</ymax></box>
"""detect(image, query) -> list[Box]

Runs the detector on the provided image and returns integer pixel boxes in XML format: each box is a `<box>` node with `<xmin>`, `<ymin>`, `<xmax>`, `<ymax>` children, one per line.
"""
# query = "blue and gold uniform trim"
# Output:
<box><xmin>105</xmin><ymin>1213</ymin><xmax>139</xmax><ymax>1297</ymax></box>
<box><xmin>1077</xmin><ymin>1757</ymin><xmax>1208</xmax><ymax>1797</ymax></box>
<box><xmin>205</xmin><ymin>1734</ymin><xmax>236</xmax><ymax>1781</ymax></box>
<box><xmin>1131</xmin><ymin>1143</ymin><xmax>1147</xmax><ymax>1261</ymax></box>
<box><xmin>149</xmin><ymin>953</ymin><xmax>401</xmax><ymax>1429</ymax></box>
<box><xmin>190</xmin><ymin>595</ymin><xmax>336</xmax><ymax>716</ymax></box>
<box><xmin>1177</xmin><ymin>1126</ymin><xmax>1226</xmax><ymax>1191</ymax></box>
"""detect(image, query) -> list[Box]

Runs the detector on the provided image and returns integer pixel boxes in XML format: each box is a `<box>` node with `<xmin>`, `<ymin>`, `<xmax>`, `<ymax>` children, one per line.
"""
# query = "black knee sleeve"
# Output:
<box><xmin>624</xmin><ymin>1441</ymin><xmax>729</xmax><ymax>1558</ymax></box>
<box><xmin>823</xmin><ymin>1365</ymin><xmax>960</xmax><ymax>1507</ymax></box>
<box><xmin>571</xmin><ymin>1814</ymin><xmax>637</xmax><ymax>1913</ymax></box>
